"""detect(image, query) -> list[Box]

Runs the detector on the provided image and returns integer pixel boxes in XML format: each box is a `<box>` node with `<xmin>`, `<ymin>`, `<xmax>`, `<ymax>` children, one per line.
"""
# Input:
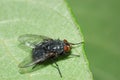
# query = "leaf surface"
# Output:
<box><xmin>0</xmin><ymin>0</ymin><xmax>93</xmax><ymax>80</ymax></box>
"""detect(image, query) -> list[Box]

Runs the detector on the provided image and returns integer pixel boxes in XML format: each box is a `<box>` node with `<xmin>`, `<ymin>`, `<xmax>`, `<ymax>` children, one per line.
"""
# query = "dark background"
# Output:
<box><xmin>66</xmin><ymin>0</ymin><xmax>120</xmax><ymax>80</ymax></box>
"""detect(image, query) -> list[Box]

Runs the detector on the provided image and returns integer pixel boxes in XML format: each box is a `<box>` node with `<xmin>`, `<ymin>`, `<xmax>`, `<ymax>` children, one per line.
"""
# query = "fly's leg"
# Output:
<box><xmin>51</xmin><ymin>59</ymin><xmax>62</xmax><ymax>78</ymax></box>
<box><xmin>32</xmin><ymin>64</ymin><xmax>38</xmax><ymax>69</ymax></box>
<box><xmin>54</xmin><ymin>61</ymin><xmax>62</xmax><ymax>78</ymax></box>
<box><xmin>69</xmin><ymin>54</ymin><xmax>80</xmax><ymax>57</ymax></box>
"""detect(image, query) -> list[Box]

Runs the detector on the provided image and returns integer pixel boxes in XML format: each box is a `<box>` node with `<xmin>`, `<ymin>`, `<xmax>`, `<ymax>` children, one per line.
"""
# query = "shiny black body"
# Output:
<box><xmin>32</xmin><ymin>39</ymin><xmax>65</xmax><ymax>62</ymax></box>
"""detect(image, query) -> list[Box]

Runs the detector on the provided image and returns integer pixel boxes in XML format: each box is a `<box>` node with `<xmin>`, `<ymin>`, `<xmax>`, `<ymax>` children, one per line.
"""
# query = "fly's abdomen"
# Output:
<box><xmin>32</xmin><ymin>47</ymin><xmax>46</xmax><ymax>61</ymax></box>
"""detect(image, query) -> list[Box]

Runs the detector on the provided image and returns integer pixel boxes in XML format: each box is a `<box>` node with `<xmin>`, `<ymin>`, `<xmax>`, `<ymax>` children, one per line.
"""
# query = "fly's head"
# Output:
<box><xmin>63</xmin><ymin>39</ymin><xmax>71</xmax><ymax>53</ymax></box>
<box><xmin>63</xmin><ymin>39</ymin><xmax>84</xmax><ymax>53</ymax></box>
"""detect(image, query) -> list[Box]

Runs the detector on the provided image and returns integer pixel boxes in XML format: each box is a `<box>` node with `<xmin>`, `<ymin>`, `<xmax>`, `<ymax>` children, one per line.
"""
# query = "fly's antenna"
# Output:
<box><xmin>69</xmin><ymin>41</ymin><xmax>84</xmax><ymax>45</ymax></box>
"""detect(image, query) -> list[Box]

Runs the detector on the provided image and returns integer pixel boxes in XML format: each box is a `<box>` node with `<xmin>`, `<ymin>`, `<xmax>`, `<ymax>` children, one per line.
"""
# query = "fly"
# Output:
<box><xmin>18</xmin><ymin>34</ymin><xmax>84</xmax><ymax>77</ymax></box>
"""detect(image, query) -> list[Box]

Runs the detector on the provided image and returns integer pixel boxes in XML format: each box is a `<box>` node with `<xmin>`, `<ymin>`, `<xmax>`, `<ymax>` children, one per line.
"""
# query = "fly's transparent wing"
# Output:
<box><xmin>18</xmin><ymin>34</ymin><xmax>52</xmax><ymax>73</ymax></box>
<box><xmin>18</xmin><ymin>54</ymin><xmax>45</xmax><ymax>68</ymax></box>
<box><xmin>18</xmin><ymin>54</ymin><xmax>33</xmax><ymax>68</ymax></box>
<box><xmin>18</xmin><ymin>52</ymin><xmax>55</xmax><ymax>68</ymax></box>
<box><xmin>18</xmin><ymin>54</ymin><xmax>46</xmax><ymax>74</ymax></box>
<box><xmin>18</xmin><ymin>34</ymin><xmax>52</xmax><ymax>48</ymax></box>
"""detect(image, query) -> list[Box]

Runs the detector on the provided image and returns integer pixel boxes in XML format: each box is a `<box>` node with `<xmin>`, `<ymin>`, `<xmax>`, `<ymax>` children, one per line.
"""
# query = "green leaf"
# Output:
<box><xmin>0</xmin><ymin>0</ymin><xmax>93</xmax><ymax>80</ymax></box>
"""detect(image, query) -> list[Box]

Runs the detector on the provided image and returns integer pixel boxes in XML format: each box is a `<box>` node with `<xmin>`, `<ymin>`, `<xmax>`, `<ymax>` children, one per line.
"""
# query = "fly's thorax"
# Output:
<box><xmin>41</xmin><ymin>39</ymin><xmax>64</xmax><ymax>54</ymax></box>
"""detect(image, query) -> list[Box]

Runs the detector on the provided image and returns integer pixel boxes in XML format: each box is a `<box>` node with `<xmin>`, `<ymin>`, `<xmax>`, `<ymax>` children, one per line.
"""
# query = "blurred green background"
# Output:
<box><xmin>66</xmin><ymin>0</ymin><xmax>120</xmax><ymax>80</ymax></box>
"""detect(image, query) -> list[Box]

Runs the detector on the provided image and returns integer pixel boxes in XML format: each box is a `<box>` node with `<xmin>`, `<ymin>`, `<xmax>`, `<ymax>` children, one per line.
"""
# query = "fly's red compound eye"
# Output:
<box><xmin>63</xmin><ymin>39</ymin><xmax>71</xmax><ymax>52</ymax></box>
<box><xmin>64</xmin><ymin>45</ymin><xmax>71</xmax><ymax>52</ymax></box>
